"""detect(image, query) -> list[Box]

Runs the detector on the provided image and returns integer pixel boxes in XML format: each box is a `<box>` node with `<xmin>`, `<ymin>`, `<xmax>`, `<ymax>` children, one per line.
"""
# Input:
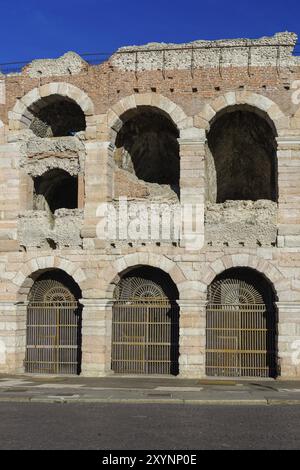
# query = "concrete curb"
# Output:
<box><xmin>1</xmin><ymin>396</ymin><xmax>300</xmax><ymax>405</ymax></box>
<box><xmin>266</xmin><ymin>399</ymin><xmax>300</xmax><ymax>405</ymax></box>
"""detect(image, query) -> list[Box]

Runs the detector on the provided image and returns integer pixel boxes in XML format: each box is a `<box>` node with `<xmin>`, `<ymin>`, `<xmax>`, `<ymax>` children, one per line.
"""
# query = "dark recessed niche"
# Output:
<box><xmin>207</xmin><ymin>106</ymin><xmax>277</xmax><ymax>203</ymax></box>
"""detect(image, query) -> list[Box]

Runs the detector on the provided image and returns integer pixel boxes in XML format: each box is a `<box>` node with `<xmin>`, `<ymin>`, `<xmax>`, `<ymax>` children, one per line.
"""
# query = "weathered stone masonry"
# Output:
<box><xmin>1</xmin><ymin>31</ymin><xmax>300</xmax><ymax>377</ymax></box>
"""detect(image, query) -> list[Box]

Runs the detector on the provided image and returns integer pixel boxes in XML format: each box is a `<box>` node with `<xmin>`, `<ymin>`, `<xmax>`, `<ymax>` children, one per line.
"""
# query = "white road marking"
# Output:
<box><xmin>0</xmin><ymin>379</ymin><xmax>33</xmax><ymax>387</ymax></box>
<box><xmin>36</xmin><ymin>384</ymin><xmax>84</xmax><ymax>389</ymax></box>
<box><xmin>155</xmin><ymin>386</ymin><xmax>203</xmax><ymax>392</ymax></box>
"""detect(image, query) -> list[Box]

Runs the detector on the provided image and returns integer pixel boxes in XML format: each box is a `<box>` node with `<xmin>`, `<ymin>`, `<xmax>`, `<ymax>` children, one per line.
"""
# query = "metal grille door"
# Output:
<box><xmin>25</xmin><ymin>277</ymin><xmax>81</xmax><ymax>375</ymax></box>
<box><xmin>25</xmin><ymin>302</ymin><xmax>81</xmax><ymax>374</ymax></box>
<box><xmin>112</xmin><ymin>300</ymin><xmax>179</xmax><ymax>375</ymax></box>
<box><xmin>206</xmin><ymin>278</ymin><xmax>276</xmax><ymax>377</ymax></box>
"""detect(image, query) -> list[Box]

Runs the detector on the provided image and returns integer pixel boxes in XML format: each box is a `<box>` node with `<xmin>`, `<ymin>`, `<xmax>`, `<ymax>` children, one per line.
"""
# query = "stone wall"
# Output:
<box><xmin>112</xmin><ymin>32</ymin><xmax>299</xmax><ymax>70</ymax></box>
<box><xmin>23</xmin><ymin>52</ymin><xmax>88</xmax><ymax>78</ymax></box>
<box><xmin>18</xmin><ymin>209</ymin><xmax>83</xmax><ymax>248</ymax></box>
<box><xmin>205</xmin><ymin>200</ymin><xmax>277</xmax><ymax>247</ymax></box>
<box><xmin>0</xmin><ymin>32</ymin><xmax>299</xmax><ymax>378</ymax></box>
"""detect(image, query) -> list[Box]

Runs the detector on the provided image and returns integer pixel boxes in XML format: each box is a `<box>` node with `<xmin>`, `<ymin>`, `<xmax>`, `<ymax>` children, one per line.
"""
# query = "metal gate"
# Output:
<box><xmin>206</xmin><ymin>278</ymin><xmax>276</xmax><ymax>377</ymax></box>
<box><xmin>112</xmin><ymin>277</ymin><xmax>179</xmax><ymax>375</ymax></box>
<box><xmin>25</xmin><ymin>278</ymin><xmax>81</xmax><ymax>374</ymax></box>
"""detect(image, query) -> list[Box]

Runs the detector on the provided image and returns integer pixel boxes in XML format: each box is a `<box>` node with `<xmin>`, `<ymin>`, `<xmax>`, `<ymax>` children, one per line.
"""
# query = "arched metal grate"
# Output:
<box><xmin>29</xmin><ymin>278</ymin><xmax>76</xmax><ymax>304</ymax></box>
<box><xmin>114</xmin><ymin>276</ymin><xmax>167</xmax><ymax>301</ymax></box>
<box><xmin>112</xmin><ymin>276</ymin><xmax>179</xmax><ymax>375</ymax></box>
<box><xmin>208</xmin><ymin>278</ymin><xmax>264</xmax><ymax>305</ymax></box>
<box><xmin>206</xmin><ymin>276</ymin><xmax>277</xmax><ymax>378</ymax></box>
<box><xmin>25</xmin><ymin>277</ymin><xmax>81</xmax><ymax>375</ymax></box>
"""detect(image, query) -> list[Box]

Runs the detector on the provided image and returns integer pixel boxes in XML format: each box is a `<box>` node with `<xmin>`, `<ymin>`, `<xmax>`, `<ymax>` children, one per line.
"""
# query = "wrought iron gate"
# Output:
<box><xmin>206</xmin><ymin>278</ymin><xmax>276</xmax><ymax>377</ymax></box>
<box><xmin>25</xmin><ymin>278</ymin><xmax>81</xmax><ymax>374</ymax></box>
<box><xmin>112</xmin><ymin>277</ymin><xmax>179</xmax><ymax>375</ymax></box>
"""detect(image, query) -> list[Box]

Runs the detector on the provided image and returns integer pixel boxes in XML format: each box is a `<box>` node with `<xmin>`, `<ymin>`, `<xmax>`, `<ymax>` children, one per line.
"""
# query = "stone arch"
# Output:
<box><xmin>13</xmin><ymin>256</ymin><xmax>86</xmax><ymax>301</ymax></box>
<box><xmin>107</xmin><ymin>93</ymin><xmax>193</xmax><ymax>201</ymax></box>
<box><xmin>103</xmin><ymin>253</ymin><xmax>187</xmax><ymax>299</ymax></box>
<box><xmin>200</xmin><ymin>253</ymin><xmax>287</xmax><ymax>300</ymax></box>
<box><xmin>110</xmin><ymin>262</ymin><xmax>181</xmax><ymax>375</ymax></box>
<box><xmin>108</xmin><ymin>93</ymin><xmax>190</xmax><ymax>145</ymax></box>
<box><xmin>194</xmin><ymin>91</ymin><xmax>288</xmax><ymax>135</ymax></box>
<box><xmin>9</xmin><ymin>82</ymin><xmax>95</xmax><ymax>132</ymax></box>
<box><xmin>206</xmin><ymin>265</ymin><xmax>279</xmax><ymax>378</ymax></box>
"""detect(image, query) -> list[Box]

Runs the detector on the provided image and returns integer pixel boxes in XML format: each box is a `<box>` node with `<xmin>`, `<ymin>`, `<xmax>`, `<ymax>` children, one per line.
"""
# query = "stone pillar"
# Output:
<box><xmin>81</xmin><ymin>141</ymin><xmax>113</xmax><ymax>249</ymax></box>
<box><xmin>80</xmin><ymin>299</ymin><xmax>113</xmax><ymax>377</ymax></box>
<box><xmin>179</xmin><ymin>128</ymin><xmax>205</xmax><ymax>251</ymax></box>
<box><xmin>277</xmin><ymin>136</ymin><xmax>300</xmax><ymax>247</ymax></box>
<box><xmin>277</xmin><ymin>302</ymin><xmax>300</xmax><ymax>378</ymax></box>
<box><xmin>178</xmin><ymin>299</ymin><xmax>206</xmax><ymax>378</ymax></box>
<box><xmin>77</xmin><ymin>172</ymin><xmax>85</xmax><ymax>209</ymax></box>
<box><xmin>0</xmin><ymin>139</ymin><xmax>21</xmax><ymax>251</ymax></box>
<box><xmin>19</xmin><ymin>171</ymin><xmax>33</xmax><ymax>211</ymax></box>
<box><xmin>0</xmin><ymin>302</ymin><xmax>27</xmax><ymax>373</ymax></box>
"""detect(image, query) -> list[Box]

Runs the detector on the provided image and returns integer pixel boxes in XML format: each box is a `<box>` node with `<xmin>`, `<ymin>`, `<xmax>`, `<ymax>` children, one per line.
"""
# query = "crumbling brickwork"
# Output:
<box><xmin>0</xmin><ymin>32</ymin><xmax>300</xmax><ymax>378</ymax></box>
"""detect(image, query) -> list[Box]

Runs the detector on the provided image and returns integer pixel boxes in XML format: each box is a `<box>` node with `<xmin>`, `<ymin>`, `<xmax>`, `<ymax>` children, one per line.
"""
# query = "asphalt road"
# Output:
<box><xmin>0</xmin><ymin>403</ymin><xmax>299</xmax><ymax>450</ymax></box>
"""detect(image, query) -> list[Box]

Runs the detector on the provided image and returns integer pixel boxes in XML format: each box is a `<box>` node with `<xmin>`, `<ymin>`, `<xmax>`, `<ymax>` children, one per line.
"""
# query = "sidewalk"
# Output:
<box><xmin>1</xmin><ymin>374</ymin><xmax>300</xmax><ymax>405</ymax></box>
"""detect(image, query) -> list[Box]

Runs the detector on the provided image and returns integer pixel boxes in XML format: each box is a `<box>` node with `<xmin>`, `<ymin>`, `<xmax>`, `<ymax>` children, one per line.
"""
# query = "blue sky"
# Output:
<box><xmin>1</xmin><ymin>0</ymin><xmax>300</xmax><ymax>63</ymax></box>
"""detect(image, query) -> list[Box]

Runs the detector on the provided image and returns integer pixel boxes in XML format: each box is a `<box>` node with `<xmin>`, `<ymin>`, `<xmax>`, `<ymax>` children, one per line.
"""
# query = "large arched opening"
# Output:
<box><xmin>25</xmin><ymin>269</ymin><xmax>82</xmax><ymax>375</ymax></box>
<box><xmin>112</xmin><ymin>266</ymin><xmax>179</xmax><ymax>375</ymax></box>
<box><xmin>29</xmin><ymin>95</ymin><xmax>86</xmax><ymax>137</ymax></box>
<box><xmin>206</xmin><ymin>105</ymin><xmax>278</xmax><ymax>203</ymax></box>
<box><xmin>114</xmin><ymin>106</ymin><xmax>180</xmax><ymax>197</ymax></box>
<box><xmin>206</xmin><ymin>267</ymin><xmax>278</xmax><ymax>378</ymax></box>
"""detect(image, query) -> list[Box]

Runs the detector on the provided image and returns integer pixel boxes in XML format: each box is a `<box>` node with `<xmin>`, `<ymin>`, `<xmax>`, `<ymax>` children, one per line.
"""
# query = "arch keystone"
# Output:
<box><xmin>224</xmin><ymin>91</ymin><xmax>237</xmax><ymax>106</ymax></box>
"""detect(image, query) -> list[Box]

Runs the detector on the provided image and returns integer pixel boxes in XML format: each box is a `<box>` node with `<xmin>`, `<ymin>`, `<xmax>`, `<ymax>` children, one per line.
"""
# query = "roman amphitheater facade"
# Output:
<box><xmin>0</xmin><ymin>32</ymin><xmax>300</xmax><ymax>378</ymax></box>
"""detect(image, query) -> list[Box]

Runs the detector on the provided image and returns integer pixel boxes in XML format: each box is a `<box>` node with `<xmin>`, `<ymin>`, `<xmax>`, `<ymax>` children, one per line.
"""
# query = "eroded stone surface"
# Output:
<box><xmin>20</xmin><ymin>136</ymin><xmax>85</xmax><ymax>176</ymax></box>
<box><xmin>24</xmin><ymin>52</ymin><xmax>88</xmax><ymax>77</ymax></box>
<box><xmin>205</xmin><ymin>200</ymin><xmax>277</xmax><ymax>246</ymax></box>
<box><xmin>18</xmin><ymin>209</ymin><xmax>83</xmax><ymax>248</ymax></box>
<box><xmin>112</xmin><ymin>32</ymin><xmax>299</xmax><ymax>70</ymax></box>
<box><xmin>114</xmin><ymin>168</ymin><xmax>179</xmax><ymax>201</ymax></box>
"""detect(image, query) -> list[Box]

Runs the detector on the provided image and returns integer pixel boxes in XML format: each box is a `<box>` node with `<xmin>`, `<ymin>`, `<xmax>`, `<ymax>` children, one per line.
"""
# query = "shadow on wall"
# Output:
<box><xmin>206</xmin><ymin>105</ymin><xmax>278</xmax><ymax>203</ymax></box>
<box><xmin>114</xmin><ymin>106</ymin><xmax>180</xmax><ymax>198</ymax></box>
<box><xmin>29</xmin><ymin>95</ymin><xmax>86</xmax><ymax>137</ymax></box>
<box><xmin>33</xmin><ymin>169</ymin><xmax>78</xmax><ymax>213</ymax></box>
